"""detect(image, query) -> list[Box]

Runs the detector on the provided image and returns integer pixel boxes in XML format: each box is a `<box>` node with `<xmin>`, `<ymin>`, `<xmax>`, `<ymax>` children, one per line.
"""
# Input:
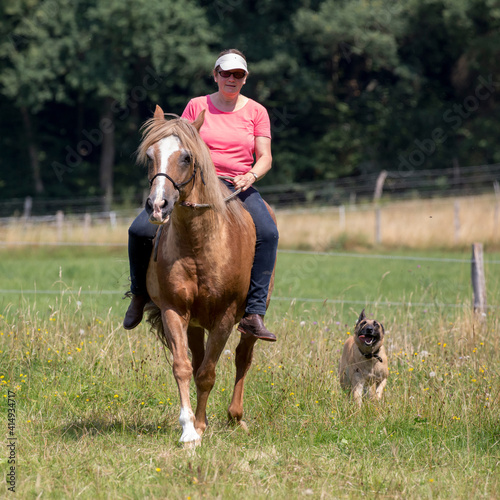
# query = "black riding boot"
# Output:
<box><xmin>124</xmin><ymin>210</ymin><xmax>157</xmax><ymax>329</ymax></box>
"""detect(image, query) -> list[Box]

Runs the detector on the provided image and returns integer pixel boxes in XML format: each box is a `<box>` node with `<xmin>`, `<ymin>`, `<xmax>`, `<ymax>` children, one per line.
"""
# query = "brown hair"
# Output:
<box><xmin>217</xmin><ymin>48</ymin><xmax>246</xmax><ymax>60</ymax></box>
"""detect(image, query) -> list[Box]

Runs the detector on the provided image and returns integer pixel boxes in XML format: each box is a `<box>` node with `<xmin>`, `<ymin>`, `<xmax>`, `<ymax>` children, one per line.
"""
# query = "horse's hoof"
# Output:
<box><xmin>228</xmin><ymin>417</ymin><xmax>249</xmax><ymax>433</ymax></box>
<box><xmin>238</xmin><ymin>420</ymin><xmax>249</xmax><ymax>433</ymax></box>
<box><xmin>180</xmin><ymin>428</ymin><xmax>202</xmax><ymax>446</ymax></box>
<box><xmin>182</xmin><ymin>439</ymin><xmax>201</xmax><ymax>450</ymax></box>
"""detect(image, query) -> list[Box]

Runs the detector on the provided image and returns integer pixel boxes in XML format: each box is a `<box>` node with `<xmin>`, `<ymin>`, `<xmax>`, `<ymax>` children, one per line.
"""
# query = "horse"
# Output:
<box><xmin>138</xmin><ymin>105</ymin><xmax>275</xmax><ymax>445</ymax></box>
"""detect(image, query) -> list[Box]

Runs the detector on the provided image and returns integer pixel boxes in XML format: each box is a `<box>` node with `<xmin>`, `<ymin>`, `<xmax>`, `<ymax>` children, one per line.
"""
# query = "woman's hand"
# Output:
<box><xmin>233</xmin><ymin>137</ymin><xmax>272</xmax><ymax>191</ymax></box>
<box><xmin>233</xmin><ymin>171</ymin><xmax>257</xmax><ymax>192</ymax></box>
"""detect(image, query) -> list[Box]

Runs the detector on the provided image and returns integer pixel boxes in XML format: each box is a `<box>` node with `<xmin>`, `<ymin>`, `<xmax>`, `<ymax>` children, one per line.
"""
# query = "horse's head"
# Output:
<box><xmin>140</xmin><ymin>105</ymin><xmax>205</xmax><ymax>224</ymax></box>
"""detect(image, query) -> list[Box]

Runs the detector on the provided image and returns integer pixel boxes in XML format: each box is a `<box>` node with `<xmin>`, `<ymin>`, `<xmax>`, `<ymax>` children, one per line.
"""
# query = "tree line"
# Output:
<box><xmin>0</xmin><ymin>0</ymin><xmax>498</xmax><ymax>208</ymax></box>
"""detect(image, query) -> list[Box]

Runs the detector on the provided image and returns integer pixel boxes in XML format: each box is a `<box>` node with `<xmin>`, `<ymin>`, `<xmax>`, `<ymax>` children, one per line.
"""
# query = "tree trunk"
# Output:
<box><xmin>20</xmin><ymin>106</ymin><xmax>44</xmax><ymax>194</ymax></box>
<box><xmin>99</xmin><ymin>96</ymin><xmax>115</xmax><ymax>211</ymax></box>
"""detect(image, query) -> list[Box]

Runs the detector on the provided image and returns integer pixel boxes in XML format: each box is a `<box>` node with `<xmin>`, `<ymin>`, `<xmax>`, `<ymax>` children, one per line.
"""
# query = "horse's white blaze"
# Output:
<box><xmin>179</xmin><ymin>406</ymin><xmax>200</xmax><ymax>443</ymax></box>
<box><xmin>152</xmin><ymin>135</ymin><xmax>181</xmax><ymax>208</ymax></box>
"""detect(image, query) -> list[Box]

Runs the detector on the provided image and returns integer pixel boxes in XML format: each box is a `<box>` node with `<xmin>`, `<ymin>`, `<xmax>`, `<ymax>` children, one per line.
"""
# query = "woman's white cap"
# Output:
<box><xmin>214</xmin><ymin>53</ymin><xmax>248</xmax><ymax>73</ymax></box>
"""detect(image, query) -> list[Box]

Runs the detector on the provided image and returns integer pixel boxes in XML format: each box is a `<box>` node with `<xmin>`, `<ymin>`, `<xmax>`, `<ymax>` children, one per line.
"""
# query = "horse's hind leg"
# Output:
<box><xmin>228</xmin><ymin>334</ymin><xmax>258</xmax><ymax>430</ymax></box>
<box><xmin>187</xmin><ymin>326</ymin><xmax>205</xmax><ymax>378</ymax></box>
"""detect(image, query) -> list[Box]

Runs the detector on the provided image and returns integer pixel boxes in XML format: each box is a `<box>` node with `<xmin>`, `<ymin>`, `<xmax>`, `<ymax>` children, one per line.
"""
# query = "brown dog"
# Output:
<box><xmin>338</xmin><ymin>309</ymin><xmax>388</xmax><ymax>406</ymax></box>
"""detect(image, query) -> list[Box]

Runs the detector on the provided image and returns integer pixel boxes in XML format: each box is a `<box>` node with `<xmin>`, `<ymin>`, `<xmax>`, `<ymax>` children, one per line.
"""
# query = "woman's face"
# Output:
<box><xmin>214</xmin><ymin>67</ymin><xmax>247</xmax><ymax>97</ymax></box>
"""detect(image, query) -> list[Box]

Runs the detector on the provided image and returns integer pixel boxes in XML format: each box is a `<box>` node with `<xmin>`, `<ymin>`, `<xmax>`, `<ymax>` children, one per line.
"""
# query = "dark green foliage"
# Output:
<box><xmin>0</xmin><ymin>0</ymin><xmax>499</xmax><ymax>204</ymax></box>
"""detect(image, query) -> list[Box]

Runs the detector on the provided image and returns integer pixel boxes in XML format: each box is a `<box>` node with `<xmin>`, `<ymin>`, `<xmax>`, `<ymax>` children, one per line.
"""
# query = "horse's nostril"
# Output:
<box><xmin>160</xmin><ymin>199</ymin><xmax>167</xmax><ymax>209</ymax></box>
<box><xmin>145</xmin><ymin>198</ymin><xmax>153</xmax><ymax>211</ymax></box>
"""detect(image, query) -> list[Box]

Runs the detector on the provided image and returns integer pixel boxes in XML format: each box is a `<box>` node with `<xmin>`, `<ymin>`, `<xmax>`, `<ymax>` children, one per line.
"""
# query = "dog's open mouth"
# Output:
<box><xmin>358</xmin><ymin>334</ymin><xmax>376</xmax><ymax>346</ymax></box>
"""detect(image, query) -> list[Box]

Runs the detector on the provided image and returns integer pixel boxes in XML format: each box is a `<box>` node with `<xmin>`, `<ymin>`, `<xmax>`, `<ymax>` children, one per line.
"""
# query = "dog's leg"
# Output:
<box><xmin>375</xmin><ymin>379</ymin><xmax>387</xmax><ymax>401</ymax></box>
<box><xmin>368</xmin><ymin>383</ymin><xmax>376</xmax><ymax>400</ymax></box>
<box><xmin>352</xmin><ymin>382</ymin><xmax>364</xmax><ymax>407</ymax></box>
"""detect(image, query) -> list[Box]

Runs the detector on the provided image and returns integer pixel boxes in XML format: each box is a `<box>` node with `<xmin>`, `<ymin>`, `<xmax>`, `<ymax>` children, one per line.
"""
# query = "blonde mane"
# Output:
<box><xmin>137</xmin><ymin>115</ymin><xmax>244</xmax><ymax>221</ymax></box>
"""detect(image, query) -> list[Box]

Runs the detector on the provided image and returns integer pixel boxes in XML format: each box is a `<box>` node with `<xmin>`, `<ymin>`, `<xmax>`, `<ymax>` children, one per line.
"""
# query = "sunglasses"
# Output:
<box><xmin>218</xmin><ymin>70</ymin><xmax>246</xmax><ymax>79</ymax></box>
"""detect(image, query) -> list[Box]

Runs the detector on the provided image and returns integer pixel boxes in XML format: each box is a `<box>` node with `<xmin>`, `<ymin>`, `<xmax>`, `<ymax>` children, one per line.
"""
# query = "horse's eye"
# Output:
<box><xmin>181</xmin><ymin>152</ymin><xmax>191</xmax><ymax>165</ymax></box>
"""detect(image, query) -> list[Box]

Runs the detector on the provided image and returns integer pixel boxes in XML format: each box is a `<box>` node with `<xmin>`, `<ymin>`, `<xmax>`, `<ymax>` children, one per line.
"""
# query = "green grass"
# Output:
<box><xmin>0</xmin><ymin>247</ymin><xmax>499</xmax><ymax>498</ymax></box>
<box><xmin>2</xmin><ymin>246</ymin><xmax>498</xmax><ymax>320</ymax></box>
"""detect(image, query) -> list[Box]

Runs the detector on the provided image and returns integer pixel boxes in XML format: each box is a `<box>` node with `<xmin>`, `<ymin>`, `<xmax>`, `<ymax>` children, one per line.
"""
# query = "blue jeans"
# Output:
<box><xmin>128</xmin><ymin>181</ymin><xmax>279</xmax><ymax>315</ymax></box>
<box><xmin>223</xmin><ymin>180</ymin><xmax>279</xmax><ymax>315</ymax></box>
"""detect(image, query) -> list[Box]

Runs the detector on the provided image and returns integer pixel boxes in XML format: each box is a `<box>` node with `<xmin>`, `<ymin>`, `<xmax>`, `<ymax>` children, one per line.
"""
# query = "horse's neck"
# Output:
<box><xmin>171</xmin><ymin>207</ymin><xmax>224</xmax><ymax>250</ymax></box>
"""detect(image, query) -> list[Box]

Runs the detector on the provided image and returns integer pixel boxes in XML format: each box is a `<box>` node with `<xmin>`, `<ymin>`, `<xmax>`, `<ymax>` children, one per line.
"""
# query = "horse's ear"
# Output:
<box><xmin>192</xmin><ymin>110</ymin><xmax>205</xmax><ymax>132</ymax></box>
<box><xmin>357</xmin><ymin>309</ymin><xmax>366</xmax><ymax>324</ymax></box>
<box><xmin>154</xmin><ymin>105</ymin><xmax>165</xmax><ymax>120</ymax></box>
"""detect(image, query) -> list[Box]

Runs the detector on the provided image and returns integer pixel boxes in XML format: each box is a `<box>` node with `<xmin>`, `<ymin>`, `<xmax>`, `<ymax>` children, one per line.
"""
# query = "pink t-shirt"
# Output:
<box><xmin>181</xmin><ymin>95</ymin><xmax>271</xmax><ymax>178</ymax></box>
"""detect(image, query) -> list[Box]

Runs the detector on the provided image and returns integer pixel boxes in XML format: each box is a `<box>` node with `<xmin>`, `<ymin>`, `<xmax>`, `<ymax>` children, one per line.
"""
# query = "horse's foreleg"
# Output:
<box><xmin>162</xmin><ymin>309</ymin><xmax>200</xmax><ymax>445</ymax></box>
<box><xmin>188</xmin><ymin>326</ymin><xmax>208</xmax><ymax>429</ymax></box>
<box><xmin>193</xmin><ymin>322</ymin><xmax>233</xmax><ymax>436</ymax></box>
<box><xmin>228</xmin><ymin>334</ymin><xmax>258</xmax><ymax>428</ymax></box>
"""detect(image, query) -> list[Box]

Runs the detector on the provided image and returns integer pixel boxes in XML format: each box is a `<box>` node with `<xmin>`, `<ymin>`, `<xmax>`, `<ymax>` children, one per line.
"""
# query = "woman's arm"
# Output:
<box><xmin>233</xmin><ymin>136</ymin><xmax>272</xmax><ymax>191</ymax></box>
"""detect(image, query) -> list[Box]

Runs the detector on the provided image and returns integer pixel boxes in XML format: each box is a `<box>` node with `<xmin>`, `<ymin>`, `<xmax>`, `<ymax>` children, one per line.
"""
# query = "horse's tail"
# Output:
<box><xmin>145</xmin><ymin>302</ymin><xmax>170</xmax><ymax>349</ymax></box>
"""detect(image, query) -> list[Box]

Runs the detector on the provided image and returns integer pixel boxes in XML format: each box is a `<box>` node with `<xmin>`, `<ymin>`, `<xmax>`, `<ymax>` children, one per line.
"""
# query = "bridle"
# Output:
<box><xmin>150</xmin><ymin>167</ymin><xmax>242</xmax><ymax>262</ymax></box>
<box><xmin>149</xmin><ymin>162</ymin><xmax>241</xmax><ymax>210</ymax></box>
<box><xmin>149</xmin><ymin>164</ymin><xmax>205</xmax><ymax>191</ymax></box>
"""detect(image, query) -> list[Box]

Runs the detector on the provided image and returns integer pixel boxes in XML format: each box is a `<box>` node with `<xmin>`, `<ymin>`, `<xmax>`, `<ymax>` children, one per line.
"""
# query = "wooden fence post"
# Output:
<box><xmin>454</xmin><ymin>200</ymin><xmax>460</xmax><ymax>243</ymax></box>
<box><xmin>339</xmin><ymin>205</ymin><xmax>346</xmax><ymax>231</ymax></box>
<box><xmin>375</xmin><ymin>206</ymin><xmax>382</xmax><ymax>245</ymax></box>
<box><xmin>23</xmin><ymin>196</ymin><xmax>32</xmax><ymax>220</ymax></box>
<box><xmin>373</xmin><ymin>171</ymin><xmax>387</xmax><ymax>245</ymax></box>
<box><xmin>471</xmin><ymin>243</ymin><xmax>487</xmax><ymax>318</ymax></box>
<box><xmin>373</xmin><ymin>170</ymin><xmax>388</xmax><ymax>202</ymax></box>
<box><xmin>494</xmin><ymin>180</ymin><xmax>500</xmax><ymax>238</ymax></box>
<box><xmin>56</xmin><ymin>210</ymin><xmax>64</xmax><ymax>242</ymax></box>
<box><xmin>83</xmin><ymin>213</ymin><xmax>91</xmax><ymax>242</ymax></box>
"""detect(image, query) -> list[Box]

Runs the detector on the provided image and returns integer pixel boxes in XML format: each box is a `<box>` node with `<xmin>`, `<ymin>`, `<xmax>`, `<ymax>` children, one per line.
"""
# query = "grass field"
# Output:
<box><xmin>1</xmin><ymin>244</ymin><xmax>499</xmax><ymax>498</ymax></box>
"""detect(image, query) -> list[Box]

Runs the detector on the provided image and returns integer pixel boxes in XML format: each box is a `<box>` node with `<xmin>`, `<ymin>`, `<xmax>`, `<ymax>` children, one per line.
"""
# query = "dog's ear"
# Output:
<box><xmin>356</xmin><ymin>309</ymin><xmax>366</xmax><ymax>325</ymax></box>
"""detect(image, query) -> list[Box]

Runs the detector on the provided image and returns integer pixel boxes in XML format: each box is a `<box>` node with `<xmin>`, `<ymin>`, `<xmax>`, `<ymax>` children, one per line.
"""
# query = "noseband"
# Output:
<box><xmin>149</xmin><ymin>164</ymin><xmax>205</xmax><ymax>191</ymax></box>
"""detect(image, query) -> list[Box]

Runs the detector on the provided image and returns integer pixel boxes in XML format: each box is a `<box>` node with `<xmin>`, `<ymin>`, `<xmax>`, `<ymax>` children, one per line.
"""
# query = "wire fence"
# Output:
<box><xmin>0</xmin><ymin>245</ymin><xmax>493</xmax><ymax>308</ymax></box>
<box><xmin>2</xmin><ymin>163</ymin><xmax>500</xmax><ymax>218</ymax></box>
<box><xmin>259</xmin><ymin>163</ymin><xmax>500</xmax><ymax>207</ymax></box>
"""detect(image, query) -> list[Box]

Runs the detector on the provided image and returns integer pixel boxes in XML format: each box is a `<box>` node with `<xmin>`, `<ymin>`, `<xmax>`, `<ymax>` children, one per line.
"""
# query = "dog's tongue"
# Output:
<box><xmin>359</xmin><ymin>335</ymin><xmax>374</xmax><ymax>345</ymax></box>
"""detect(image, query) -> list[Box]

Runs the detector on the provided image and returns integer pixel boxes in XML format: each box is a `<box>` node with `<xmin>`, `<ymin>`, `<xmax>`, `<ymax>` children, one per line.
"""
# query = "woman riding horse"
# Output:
<box><xmin>124</xmin><ymin>49</ymin><xmax>279</xmax><ymax>342</ymax></box>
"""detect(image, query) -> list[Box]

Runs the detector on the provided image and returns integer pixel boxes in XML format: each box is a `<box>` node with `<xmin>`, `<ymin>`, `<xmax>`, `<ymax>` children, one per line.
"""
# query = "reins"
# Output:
<box><xmin>179</xmin><ymin>175</ymin><xmax>242</xmax><ymax>209</ymax></box>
